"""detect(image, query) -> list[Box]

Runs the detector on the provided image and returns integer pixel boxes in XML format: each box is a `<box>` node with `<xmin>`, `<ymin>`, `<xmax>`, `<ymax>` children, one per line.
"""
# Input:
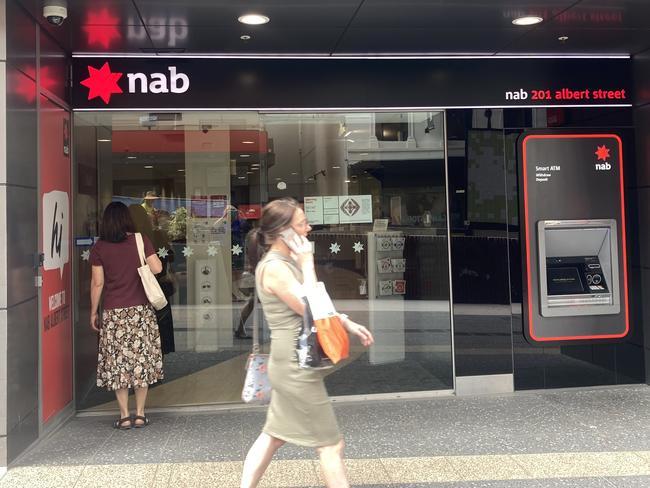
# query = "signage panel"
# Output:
<box><xmin>40</xmin><ymin>96</ymin><xmax>73</xmax><ymax>421</ymax></box>
<box><xmin>72</xmin><ymin>57</ymin><xmax>632</xmax><ymax>110</ymax></box>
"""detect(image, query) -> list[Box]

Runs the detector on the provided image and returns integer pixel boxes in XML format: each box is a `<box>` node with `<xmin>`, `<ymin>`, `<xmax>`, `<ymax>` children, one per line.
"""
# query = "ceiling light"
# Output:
<box><xmin>345</xmin><ymin>179</ymin><xmax>351</xmax><ymax>183</ymax></box>
<box><xmin>177</xmin><ymin>169</ymin><xmax>185</xmax><ymax>172</ymax></box>
<box><xmin>291</xmin><ymin>172</ymin><xmax>298</xmax><ymax>175</ymax></box>
<box><xmin>512</xmin><ymin>16</ymin><xmax>543</xmax><ymax>26</ymax></box>
<box><xmin>240</xmin><ymin>154</ymin><xmax>251</xmax><ymax>158</ymax></box>
<box><xmin>144</xmin><ymin>165</ymin><xmax>153</xmax><ymax>169</ymax></box>
<box><xmin>238</xmin><ymin>14</ymin><xmax>270</xmax><ymax>25</ymax></box>
<box><xmin>242</xmin><ymin>140</ymin><xmax>255</xmax><ymax>144</ymax></box>
<box><xmin>275</xmin><ymin>177</ymin><xmax>282</xmax><ymax>181</ymax></box>
<box><xmin>359</xmin><ymin>153</ymin><xmax>369</xmax><ymax>156</ymax></box>
<box><xmin>127</xmin><ymin>156</ymin><xmax>137</xmax><ymax>159</ymax></box>
<box><xmin>238</xmin><ymin>176</ymin><xmax>246</xmax><ymax>180</ymax></box>
<box><xmin>332</xmin><ymin>165</ymin><xmax>341</xmax><ymax>169</ymax></box>
<box><xmin>240</xmin><ymin>35</ymin><xmax>251</xmax><ymax>41</ymax></box>
<box><xmin>247</xmin><ymin>171</ymin><xmax>254</xmax><ymax>174</ymax></box>
<box><xmin>558</xmin><ymin>36</ymin><xmax>569</xmax><ymax>42</ymax></box>
<box><xmin>97</xmin><ymin>138</ymin><xmax>111</xmax><ymax>142</ymax></box>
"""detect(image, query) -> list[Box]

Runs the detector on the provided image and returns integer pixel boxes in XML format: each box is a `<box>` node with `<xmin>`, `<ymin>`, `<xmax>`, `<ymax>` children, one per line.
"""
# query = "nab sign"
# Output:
<box><xmin>80</xmin><ymin>61</ymin><xmax>190</xmax><ymax>104</ymax></box>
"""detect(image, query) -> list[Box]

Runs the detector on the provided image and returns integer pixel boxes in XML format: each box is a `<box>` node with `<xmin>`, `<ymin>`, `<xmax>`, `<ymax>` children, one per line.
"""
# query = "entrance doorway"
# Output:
<box><xmin>73</xmin><ymin>110</ymin><xmax>454</xmax><ymax>411</ymax></box>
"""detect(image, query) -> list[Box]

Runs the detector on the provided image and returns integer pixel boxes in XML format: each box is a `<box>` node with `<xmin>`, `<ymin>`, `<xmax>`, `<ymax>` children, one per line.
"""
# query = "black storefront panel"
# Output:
<box><xmin>72</xmin><ymin>57</ymin><xmax>631</xmax><ymax>110</ymax></box>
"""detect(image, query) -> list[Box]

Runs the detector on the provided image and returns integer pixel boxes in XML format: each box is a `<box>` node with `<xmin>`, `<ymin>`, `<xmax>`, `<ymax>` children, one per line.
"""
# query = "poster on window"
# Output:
<box><xmin>40</xmin><ymin>96</ymin><xmax>73</xmax><ymax>423</ymax></box>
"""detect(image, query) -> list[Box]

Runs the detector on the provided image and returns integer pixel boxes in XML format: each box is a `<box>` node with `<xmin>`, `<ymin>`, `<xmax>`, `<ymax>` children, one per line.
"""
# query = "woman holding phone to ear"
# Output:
<box><xmin>240</xmin><ymin>198</ymin><xmax>374</xmax><ymax>488</ymax></box>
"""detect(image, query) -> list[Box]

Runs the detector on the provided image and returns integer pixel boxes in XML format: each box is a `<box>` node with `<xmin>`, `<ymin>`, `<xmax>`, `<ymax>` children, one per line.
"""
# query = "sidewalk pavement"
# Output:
<box><xmin>2</xmin><ymin>385</ymin><xmax>650</xmax><ymax>487</ymax></box>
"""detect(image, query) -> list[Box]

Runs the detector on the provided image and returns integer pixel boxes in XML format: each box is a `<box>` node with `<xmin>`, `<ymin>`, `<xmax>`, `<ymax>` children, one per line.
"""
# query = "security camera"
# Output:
<box><xmin>43</xmin><ymin>1</ymin><xmax>67</xmax><ymax>26</ymax></box>
<box><xmin>201</xmin><ymin>124</ymin><xmax>212</xmax><ymax>134</ymax></box>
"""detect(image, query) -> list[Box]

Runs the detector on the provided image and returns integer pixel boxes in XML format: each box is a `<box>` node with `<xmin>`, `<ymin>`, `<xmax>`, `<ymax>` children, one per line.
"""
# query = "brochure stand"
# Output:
<box><xmin>366</xmin><ymin>231</ymin><xmax>406</xmax><ymax>364</ymax></box>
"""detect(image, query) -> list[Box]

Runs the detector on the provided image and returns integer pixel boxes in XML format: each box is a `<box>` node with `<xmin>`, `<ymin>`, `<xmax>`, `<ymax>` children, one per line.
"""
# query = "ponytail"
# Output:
<box><xmin>246</xmin><ymin>227</ymin><xmax>265</xmax><ymax>271</ymax></box>
<box><xmin>246</xmin><ymin>197</ymin><xmax>300</xmax><ymax>271</ymax></box>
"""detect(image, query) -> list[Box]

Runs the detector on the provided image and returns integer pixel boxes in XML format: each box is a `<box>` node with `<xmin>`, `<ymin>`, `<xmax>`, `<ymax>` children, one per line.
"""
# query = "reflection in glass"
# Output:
<box><xmin>73</xmin><ymin>111</ymin><xmax>453</xmax><ymax>410</ymax></box>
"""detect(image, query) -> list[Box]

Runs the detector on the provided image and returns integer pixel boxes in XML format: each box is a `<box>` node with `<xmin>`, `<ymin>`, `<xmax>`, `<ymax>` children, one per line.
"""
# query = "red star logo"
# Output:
<box><xmin>595</xmin><ymin>145</ymin><xmax>610</xmax><ymax>161</ymax></box>
<box><xmin>80</xmin><ymin>62</ymin><xmax>123</xmax><ymax>104</ymax></box>
<box><xmin>82</xmin><ymin>8</ymin><xmax>121</xmax><ymax>50</ymax></box>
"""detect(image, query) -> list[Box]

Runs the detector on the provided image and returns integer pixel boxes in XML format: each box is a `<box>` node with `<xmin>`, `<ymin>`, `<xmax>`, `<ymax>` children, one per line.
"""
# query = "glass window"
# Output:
<box><xmin>74</xmin><ymin>110</ymin><xmax>453</xmax><ymax>410</ymax></box>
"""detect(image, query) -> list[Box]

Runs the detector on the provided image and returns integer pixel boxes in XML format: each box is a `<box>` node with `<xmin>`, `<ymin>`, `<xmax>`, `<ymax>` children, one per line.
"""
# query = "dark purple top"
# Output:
<box><xmin>89</xmin><ymin>233</ymin><xmax>156</xmax><ymax>310</ymax></box>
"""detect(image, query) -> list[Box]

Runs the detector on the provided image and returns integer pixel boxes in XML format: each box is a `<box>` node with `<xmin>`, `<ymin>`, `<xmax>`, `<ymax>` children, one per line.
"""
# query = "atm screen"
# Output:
<box><xmin>547</xmin><ymin>267</ymin><xmax>585</xmax><ymax>295</ymax></box>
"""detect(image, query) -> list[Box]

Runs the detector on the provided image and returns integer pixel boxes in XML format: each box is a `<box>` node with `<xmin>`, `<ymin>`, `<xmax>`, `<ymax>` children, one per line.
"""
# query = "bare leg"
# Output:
<box><xmin>236</xmin><ymin>294</ymin><xmax>255</xmax><ymax>337</ymax></box>
<box><xmin>134</xmin><ymin>386</ymin><xmax>148</xmax><ymax>425</ymax></box>
<box><xmin>241</xmin><ymin>433</ymin><xmax>285</xmax><ymax>488</ymax></box>
<box><xmin>317</xmin><ymin>439</ymin><xmax>349</xmax><ymax>488</ymax></box>
<box><xmin>114</xmin><ymin>388</ymin><xmax>131</xmax><ymax>425</ymax></box>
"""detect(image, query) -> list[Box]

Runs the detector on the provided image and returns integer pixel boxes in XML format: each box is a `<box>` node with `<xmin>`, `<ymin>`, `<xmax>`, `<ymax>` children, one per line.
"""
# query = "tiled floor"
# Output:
<box><xmin>3</xmin><ymin>385</ymin><xmax>650</xmax><ymax>487</ymax></box>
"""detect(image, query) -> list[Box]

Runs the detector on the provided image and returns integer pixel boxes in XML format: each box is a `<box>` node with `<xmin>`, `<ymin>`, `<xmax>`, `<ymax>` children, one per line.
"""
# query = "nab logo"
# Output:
<box><xmin>594</xmin><ymin>145</ymin><xmax>612</xmax><ymax>171</ymax></box>
<box><xmin>80</xmin><ymin>61</ymin><xmax>190</xmax><ymax>104</ymax></box>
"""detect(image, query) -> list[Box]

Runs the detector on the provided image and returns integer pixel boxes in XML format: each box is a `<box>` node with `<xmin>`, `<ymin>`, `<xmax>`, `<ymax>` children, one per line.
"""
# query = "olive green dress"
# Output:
<box><xmin>255</xmin><ymin>251</ymin><xmax>342</xmax><ymax>447</ymax></box>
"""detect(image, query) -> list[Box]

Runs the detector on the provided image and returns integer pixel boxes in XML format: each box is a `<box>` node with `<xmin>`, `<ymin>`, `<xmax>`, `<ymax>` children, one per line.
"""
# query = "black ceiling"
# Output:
<box><xmin>16</xmin><ymin>0</ymin><xmax>650</xmax><ymax>56</ymax></box>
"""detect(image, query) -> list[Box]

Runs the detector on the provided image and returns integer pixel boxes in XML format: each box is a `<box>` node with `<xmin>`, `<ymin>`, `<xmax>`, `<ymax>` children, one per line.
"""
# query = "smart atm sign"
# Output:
<box><xmin>73</xmin><ymin>57</ymin><xmax>632</xmax><ymax>110</ymax></box>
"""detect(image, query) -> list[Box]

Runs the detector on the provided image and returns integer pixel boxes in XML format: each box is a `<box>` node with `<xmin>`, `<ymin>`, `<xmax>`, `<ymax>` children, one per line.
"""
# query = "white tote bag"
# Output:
<box><xmin>135</xmin><ymin>233</ymin><xmax>168</xmax><ymax>311</ymax></box>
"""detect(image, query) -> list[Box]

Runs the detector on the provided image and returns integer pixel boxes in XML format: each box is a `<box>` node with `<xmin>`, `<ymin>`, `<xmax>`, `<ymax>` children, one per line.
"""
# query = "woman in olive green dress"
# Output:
<box><xmin>240</xmin><ymin>198</ymin><xmax>374</xmax><ymax>488</ymax></box>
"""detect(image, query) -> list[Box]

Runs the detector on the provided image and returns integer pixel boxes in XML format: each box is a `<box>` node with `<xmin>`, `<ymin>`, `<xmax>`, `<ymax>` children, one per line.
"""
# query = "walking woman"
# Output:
<box><xmin>241</xmin><ymin>198</ymin><xmax>374</xmax><ymax>488</ymax></box>
<box><xmin>89</xmin><ymin>202</ymin><xmax>164</xmax><ymax>429</ymax></box>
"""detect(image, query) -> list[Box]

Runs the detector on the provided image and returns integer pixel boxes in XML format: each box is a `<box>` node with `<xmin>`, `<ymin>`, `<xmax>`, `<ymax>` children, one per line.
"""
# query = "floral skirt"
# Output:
<box><xmin>97</xmin><ymin>304</ymin><xmax>164</xmax><ymax>391</ymax></box>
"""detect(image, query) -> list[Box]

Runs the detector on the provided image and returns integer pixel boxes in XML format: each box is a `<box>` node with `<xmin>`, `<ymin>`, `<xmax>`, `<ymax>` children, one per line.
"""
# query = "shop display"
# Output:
<box><xmin>377</xmin><ymin>236</ymin><xmax>394</xmax><ymax>252</ymax></box>
<box><xmin>377</xmin><ymin>258</ymin><xmax>393</xmax><ymax>274</ymax></box>
<box><xmin>392</xmin><ymin>237</ymin><xmax>405</xmax><ymax>251</ymax></box>
<box><xmin>391</xmin><ymin>258</ymin><xmax>406</xmax><ymax>273</ymax></box>
<box><xmin>379</xmin><ymin>280</ymin><xmax>393</xmax><ymax>296</ymax></box>
<box><xmin>393</xmin><ymin>280</ymin><xmax>406</xmax><ymax>295</ymax></box>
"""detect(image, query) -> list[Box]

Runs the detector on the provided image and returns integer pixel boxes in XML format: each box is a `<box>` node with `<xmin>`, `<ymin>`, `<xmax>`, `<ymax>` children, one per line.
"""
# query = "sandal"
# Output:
<box><xmin>113</xmin><ymin>417</ymin><xmax>132</xmax><ymax>430</ymax></box>
<box><xmin>133</xmin><ymin>415</ymin><xmax>150</xmax><ymax>428</ymax></box>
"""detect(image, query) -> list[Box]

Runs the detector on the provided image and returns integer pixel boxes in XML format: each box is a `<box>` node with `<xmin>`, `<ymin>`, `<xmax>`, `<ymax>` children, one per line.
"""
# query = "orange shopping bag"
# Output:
<box><xmin>305</xmin><ymin>283</ymin><xmax>349</xmax><ymax>364</ymax></box>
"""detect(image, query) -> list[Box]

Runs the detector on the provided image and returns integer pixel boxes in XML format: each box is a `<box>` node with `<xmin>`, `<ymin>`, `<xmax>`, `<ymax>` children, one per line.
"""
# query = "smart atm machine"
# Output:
<box><xmin>520</xmin><ymin>134</ymin><xmax>629</xmax><ymax>344</ymax></box>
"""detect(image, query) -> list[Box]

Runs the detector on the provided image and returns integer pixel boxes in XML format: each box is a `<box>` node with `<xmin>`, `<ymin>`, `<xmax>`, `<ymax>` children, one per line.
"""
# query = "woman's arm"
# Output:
<box><xmin>90</xmin><ymin>265</ymin><xmax>104</xmax><ymax>332</ymax></box>
<box><xmin>146</xmin><ymin>253</ymin><xmax>163</xmax><ymax>274</ymax></box>
<box><xmin>264</xmin><ymin>260</ymin><xmax>307</xmax><ymax>316</ymax></box>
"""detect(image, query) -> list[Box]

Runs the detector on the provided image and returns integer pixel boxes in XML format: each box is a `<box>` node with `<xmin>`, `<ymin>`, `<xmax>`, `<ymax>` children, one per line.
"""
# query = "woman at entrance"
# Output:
<box><xmin>89</xmin><ymin>202</ymin><xmax>164</xmax><ymax>429</ymax></box>
<box><xmin>241</xmin><ymin>198</ymin><xmax>374</xmax><ymax>488</ymax></box>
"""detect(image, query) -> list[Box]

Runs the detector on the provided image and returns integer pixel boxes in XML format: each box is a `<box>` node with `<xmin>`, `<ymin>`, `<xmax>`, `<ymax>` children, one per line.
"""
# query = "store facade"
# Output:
<box><xmin>3</xmin><ymin>12</ymin><xmax>650</xmax><ymax>464</ymax></box>
<box><xmin>65</xmin><ymin>54</ymin><xmax>644</xmax><ymax>414</ymax></box>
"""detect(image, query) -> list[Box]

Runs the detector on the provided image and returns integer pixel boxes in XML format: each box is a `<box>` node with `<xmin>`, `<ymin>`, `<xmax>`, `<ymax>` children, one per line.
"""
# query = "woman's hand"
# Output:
<box><xmin>286</xmin><ymin>234</ymin><xmax>314</xmax><ymax>268</ymax></box>
<box><xmin>342</xmin><ymin>316</ymin><xmax>374</xmax><ymax>347</ymax></box>
<box><xmin>90</xmin><ymin>312</ymin><xmax>100</xmax><ymax>332</ymax></box>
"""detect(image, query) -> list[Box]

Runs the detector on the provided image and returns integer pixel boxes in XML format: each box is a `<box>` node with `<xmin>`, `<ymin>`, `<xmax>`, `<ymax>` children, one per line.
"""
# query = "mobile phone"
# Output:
<box><xmin>279</xmin><ymin>227</ymin><xmax>298</xmax><ymax>246</ymax></box>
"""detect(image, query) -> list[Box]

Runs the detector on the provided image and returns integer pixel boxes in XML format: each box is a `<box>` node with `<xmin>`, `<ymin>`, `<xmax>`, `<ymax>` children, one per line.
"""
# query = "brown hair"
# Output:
<box><xmin>247</xmin><ymin>198</ymin><xmax>300</xmax><ymax>270</ymax></box>
<box><xmin>100</xmin><ymin>202</ymin><xmax>136</xmax><ymax>243</ymax></box>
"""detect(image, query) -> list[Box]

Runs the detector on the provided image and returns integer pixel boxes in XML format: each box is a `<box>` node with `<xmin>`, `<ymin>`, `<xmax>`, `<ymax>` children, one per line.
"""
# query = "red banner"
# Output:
<box><xmin>40</xmin><ymin>96</ymin><xmax>73</xmax><ymax>422</ymax></box>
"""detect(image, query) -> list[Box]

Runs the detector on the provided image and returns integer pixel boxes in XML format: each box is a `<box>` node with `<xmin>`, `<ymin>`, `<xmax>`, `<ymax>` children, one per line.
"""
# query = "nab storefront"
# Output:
<box><xmin>64</xmin><ymin>54</ymin><xmax>644</xmax><ymax>414</ymax></box>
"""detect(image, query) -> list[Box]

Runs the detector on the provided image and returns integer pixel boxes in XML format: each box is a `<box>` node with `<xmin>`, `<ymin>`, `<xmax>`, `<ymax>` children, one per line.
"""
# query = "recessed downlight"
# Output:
<box><xmin>144</xmin><ymin>165</ymin><xmax>153</xmax><ymax>169</ymax></box>
<box><xmin>238</xmin><ymin>14</ymin><xmax>270</xmax><ymax>25</ymax></box>
<box><xmin>242</xmin><ymin>140</ymin><xmax>255</xmax><ymax>144</ymax></box>
<box><xmin>239</xmin><ymin>154</ymin><xmax>251</xmax><ymax>158</ymax></box>
<box><xmin>97</xmin><ymin>138</ymin><xmax>111</xmax><ymax>142</ymax></box>
<box><xmin>127</xmin><ymin>156</ymin><xmax>137</xmax><ymax>159</ymax></box>
<box><xmin>240</xmin><ymin>35</ymin><xmax>251</xmax><ymax>41</ymax></box>
<box><xmin>512</xmin><ymin>16</ymin><xmax>543</xmax><ymax>26</ymax></box>
<box><xmin>558</xmin><ymin>35</ymin><xmax>569</xmax><ymax>42</ymax></box>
